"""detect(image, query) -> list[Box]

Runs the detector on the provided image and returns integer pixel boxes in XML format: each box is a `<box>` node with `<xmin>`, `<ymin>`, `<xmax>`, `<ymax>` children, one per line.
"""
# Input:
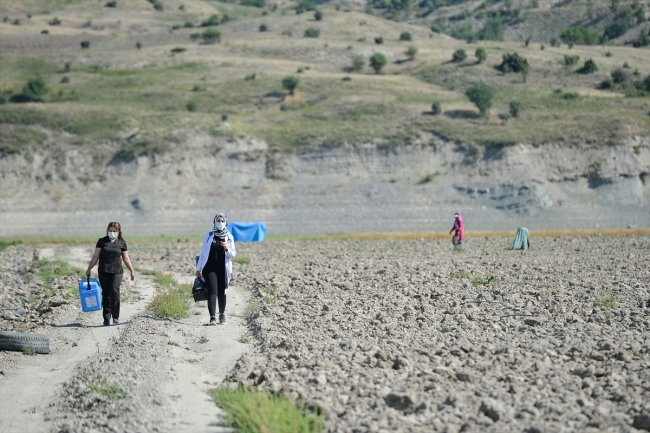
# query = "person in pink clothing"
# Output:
<box><xmin>449</xmin><ymin>213</ymin><xmax>464</xmax><ymax>248</ymax></box>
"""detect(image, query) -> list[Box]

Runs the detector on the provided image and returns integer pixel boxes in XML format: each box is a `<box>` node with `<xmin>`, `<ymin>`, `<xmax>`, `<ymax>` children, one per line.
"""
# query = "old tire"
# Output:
<box><xmin>0</xmin><ymin>331</ymin><xmax>50</xmax><ymax>354</ymax></box>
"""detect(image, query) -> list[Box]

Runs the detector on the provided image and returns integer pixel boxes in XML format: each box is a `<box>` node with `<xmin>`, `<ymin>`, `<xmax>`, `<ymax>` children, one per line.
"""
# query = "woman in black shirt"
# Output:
<box><xmin>86</xmin><ymin>222</ymin><xmax>135</xmax><ymax>326</ymax></box>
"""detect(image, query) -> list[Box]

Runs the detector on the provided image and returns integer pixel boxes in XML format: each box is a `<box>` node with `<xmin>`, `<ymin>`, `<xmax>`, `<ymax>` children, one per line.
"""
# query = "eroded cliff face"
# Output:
<box><xmin>0</xmin><ymin>130</ymin><xmax>648</xmax><ymax>236</ymax></box>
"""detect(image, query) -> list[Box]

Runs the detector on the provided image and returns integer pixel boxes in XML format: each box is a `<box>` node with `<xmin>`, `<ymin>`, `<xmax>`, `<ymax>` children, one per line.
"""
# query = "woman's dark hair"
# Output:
<box><xmin>106</xmin><ymin>222</ymin><xmax>123</xmax><ymax>240</ymax></box>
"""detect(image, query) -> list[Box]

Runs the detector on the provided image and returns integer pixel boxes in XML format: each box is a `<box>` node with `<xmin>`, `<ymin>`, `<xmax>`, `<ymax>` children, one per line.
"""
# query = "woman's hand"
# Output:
<box><xmin>221</xmin><ymin>241</ymin><xmax>228</xmax><ymax>251</ymax></box>
<box><xmin>130</xmin><ymin>271</ymin><xmax>135</xmax><ymax>281</ymax></box>
<box><xmin>85</xmin><ymin>269</ymin><xmax>91</xmax><ymax>277</ymax></box>
<box><xmin>196</xmin><ymin>270</ymin><xmax>201</xmax><ymax>279</ymax></box>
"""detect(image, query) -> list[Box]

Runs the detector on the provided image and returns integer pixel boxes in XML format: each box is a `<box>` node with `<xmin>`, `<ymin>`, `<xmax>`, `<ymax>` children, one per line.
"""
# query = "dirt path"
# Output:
<box><xmin>0</xmin><ymin>246</ymin><xmax>250</xmax><ymax>433</ymax></box>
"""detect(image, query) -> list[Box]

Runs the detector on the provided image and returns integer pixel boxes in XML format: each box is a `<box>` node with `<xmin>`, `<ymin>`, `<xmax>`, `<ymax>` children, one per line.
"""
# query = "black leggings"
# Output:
<box><xmin>98</xmin><ymin>272</ymin><xmax>122</xmax><ymax>322</ymax></box>
<box><xmin>203</xmin><ymin>268</ymin><xmax>227</xmax><ymax>317</ymax></box>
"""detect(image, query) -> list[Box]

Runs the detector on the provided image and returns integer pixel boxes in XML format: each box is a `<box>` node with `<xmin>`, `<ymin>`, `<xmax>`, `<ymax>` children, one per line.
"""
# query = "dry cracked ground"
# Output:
<box><xmin>1</xmin><ymin>235</ymin><xmax>650</xmax><ymax>433</ymax></box>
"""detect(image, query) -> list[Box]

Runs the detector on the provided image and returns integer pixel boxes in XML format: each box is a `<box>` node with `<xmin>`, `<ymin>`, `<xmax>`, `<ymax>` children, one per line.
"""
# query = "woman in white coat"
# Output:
<box><xmin>196</xmin><ymin>213</ymin><xmax>236</xmax><ymax>325</ymax></box>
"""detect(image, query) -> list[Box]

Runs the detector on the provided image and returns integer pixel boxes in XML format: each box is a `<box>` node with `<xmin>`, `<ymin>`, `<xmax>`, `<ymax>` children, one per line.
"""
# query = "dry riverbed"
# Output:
<box><xmin>1</xmin><ymin>236</ymin><xmax>649</xmax><ymax>432</ymax></box>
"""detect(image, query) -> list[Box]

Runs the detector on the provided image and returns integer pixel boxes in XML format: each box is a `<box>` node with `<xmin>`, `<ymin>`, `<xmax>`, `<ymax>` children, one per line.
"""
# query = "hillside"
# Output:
<box><xmin>0</xmin><ymin>0</ymin><xmax>649</xmax><ymax>236</ymax></box>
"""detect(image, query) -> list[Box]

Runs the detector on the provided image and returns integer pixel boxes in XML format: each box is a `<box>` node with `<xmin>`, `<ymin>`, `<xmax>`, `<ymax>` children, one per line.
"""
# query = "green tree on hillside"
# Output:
<box><xmin>201</xmin><ymin>28</ymin><xmax>221</xmax><ymax>44</ymax></box>
<box><xmin>577</xmin><ymin>59</ymin><xmax>598</xmax><ymax>74</ymax></box>
<box><xmin>560</xmin><ymin>27</ymin><xmax>599</xmax><ymax>46</ymax></box>
<box><xmin>475</xmin><ymin>47</ymin><xmax>487</xmax><ymax>63</ymax></box>
<box><xmin>282</xmin><ymin>76</ymin><xmax>300</xmax><ymax>95</ymax></box>
<box><xmin>22</xmin><ymin>78</ymin><xmax>49</xmax><ymax>102</ymax></box>
<box><xmin>201</xmin><ymin>14</ymin><xmax>220</xmax><ymax>27</ymax></box>
<box><xmin>405</xmin><ymin>46</ymin><xmax>418</xmax><ymax>60</ymax></box>
<box><xmin>314</xmin><ymin>10</ymin><xmax>323</xmax><ymax>21</ymax></box>
<box><xmin>369</xmin><ymin>53</ymin><xmax>387</xmax><ymax>74</ymax></box>
<box><xmin>452</xmin><ymin>49</ymin><xmax>467</xmax><ymax>62</ymax></box>
<box><xmin>465</xmin><ymin>82</ymin><xmax>494</xmax><ymax>118</ymax></box>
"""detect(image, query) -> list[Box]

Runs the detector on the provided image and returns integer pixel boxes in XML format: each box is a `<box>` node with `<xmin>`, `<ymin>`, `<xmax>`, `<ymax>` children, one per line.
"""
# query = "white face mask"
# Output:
<box><xmin>215</xmin><ymin>222</ymin><xmax>226</xmax><ymax>231</ymax></box>
<box><xmin>108</xmin><ymin>231</ymin><xmax>118</xmax><ymax>239</ymax></box>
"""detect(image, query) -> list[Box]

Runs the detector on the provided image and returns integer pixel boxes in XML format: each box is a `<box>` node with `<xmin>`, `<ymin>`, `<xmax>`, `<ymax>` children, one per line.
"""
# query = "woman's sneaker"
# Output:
<box><xmin>219</xmin><ymin>313</ymin><xmax>226</xmax><ymax>324</ymax></box>
<box><xmin>209</xmin><ymin>317</ymin><xmax>217</xmax><ymax>326</ymax></box>
<box><xmin>103</xmin><ymin>320</ymin><xmax>110</xmax><ymax>326</ymax></box>
<box><xmin>113</xmin><ymin>318</ymin><xmax>120</xmax><ymax>325</ymax></box>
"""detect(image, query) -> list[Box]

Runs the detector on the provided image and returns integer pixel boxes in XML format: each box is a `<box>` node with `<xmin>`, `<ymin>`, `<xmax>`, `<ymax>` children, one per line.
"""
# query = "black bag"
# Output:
<box><xmin>192</xmin><ymin>278</ymin><xmax>209</xmax><ymax>302</ymax></box>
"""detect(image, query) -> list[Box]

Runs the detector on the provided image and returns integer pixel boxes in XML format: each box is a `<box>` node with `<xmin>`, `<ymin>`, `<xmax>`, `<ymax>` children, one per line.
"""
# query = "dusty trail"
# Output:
<box><xmin>0</xmin><ymin>246</ymin><xmax>250</xmax><ymax>433</ymax></box>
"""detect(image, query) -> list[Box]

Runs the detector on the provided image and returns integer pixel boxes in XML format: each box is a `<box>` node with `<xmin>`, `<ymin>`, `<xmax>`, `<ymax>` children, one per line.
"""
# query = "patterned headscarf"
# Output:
<box><xmin>213</xmin><ymin>213</ymin><xmax>230</xmax><ymax>242</ymax></box>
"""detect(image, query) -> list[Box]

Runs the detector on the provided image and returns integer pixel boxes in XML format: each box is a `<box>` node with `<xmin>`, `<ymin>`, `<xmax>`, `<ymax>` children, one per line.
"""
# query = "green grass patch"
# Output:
<box><xmin>209</xmin><ymin>386</ymin><xmax>324</xmax><ymax>433</ymax></box>
<box><xmin>0</xmin><ymin>239</ymin><xmax>23</xmax><ymax>251</ymax></box>
<box><xmin>85</xmin><ymin>377</ymin><xmax>127</xmax><ymax>400</ymax></box>
<box><xmin>595</xmin><ymin>290</ymin><xmax>620</xmax><ymax>308</ymax></box>
<box><xmin>168</xmin><ymin>340</ymin><xmax>180</xmax><ymax>347</ymax></box>
<box><xmin>134</xmin><ymin>265</ymin><xmax>156</xmax><ymax>276</ymax></box>
<box><xmin>454</xmin><ymin>269</ymin><xmax>471</xmax><ymax>278</ymax></box>
<box><xmin>471</xmin><ymin>275</ymin><xmax>496</xmax><ymax>286</ymax></box>
<box><xmin>153</xmin><ymin>271</ymin><xmax>178</xmax><ymax>289</ymax></box>
<box><xmin>23</xmin><ymin>347</ymin><xmax>36</xmax><ymax>356</ymax></box>
<box><xmin>32</xmin><ymin>258</ymin><xmax>85</xmax><ymax>295</ymax></box>
<box><xmin>233</xmin><ymin>256</ymin><xmax>251</xmax><ymax>264</ymax></box>
<box><xmin>147</xmin><ymin>287</ymin><xmax>189</xmax><ymax>319</ymax></box>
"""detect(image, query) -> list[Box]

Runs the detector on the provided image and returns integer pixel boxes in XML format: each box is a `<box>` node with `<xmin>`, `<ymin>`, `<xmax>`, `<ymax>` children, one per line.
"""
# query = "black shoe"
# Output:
<box><xmin>209</xmin><ymin>317</ymin><xmax>217</xmax><ymax>326</ymax></box>
<box><xmin>103</xmin><ymin>320</ymin><xmax>110</xmax><ymax>326</ymax></box>
<box><xmin>219</xmin><ymin>313</ymin><xmax>226</xmax><ymax>324</ymax></box>
<box><xmin>113</xmin><ymin>318</ymin><xmax>119</xmax><ymax>325</ymax></box>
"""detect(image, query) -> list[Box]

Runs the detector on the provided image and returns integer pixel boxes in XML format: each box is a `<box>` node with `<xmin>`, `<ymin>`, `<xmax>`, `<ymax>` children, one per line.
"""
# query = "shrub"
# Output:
<box><xmin>560</xmin><ymin>26</ymin><xmax>599</xmax><ymax>46</ymax></box>
<box><xmin>431</xmin><ymin>100</ymin><xmax>442</xmax><ymax>115</ymax></box>
<box><xmin>399</xmin><ymin>32</ymin><xmax>412</xmax><ymax>41</ymax></box>
<box><xmin>599</xmin><ymin>78</ymin><xmax>614</xmax><ymax>89</ymax></box>
<box><xmin>369</xmin><ymin>52</ymin><xmax>387</xmax><ymax>74</ymax></box>
<box><xmin>259</xmin><ymin>23</ymin><xmax>268</xmax><ymax>32</ymax></box>
<box><xmin>603</xmin><ymin>16</ymin><xmax>631</xmax><ymax>41</ymax></box>
<box><xmin>61</xmin><ymin>76</ymin><xmax>70</xmax><ymax>84</ymax></box>
<box><xmin>430</xmin><ymin>18</ymin><xmax>447</xmax><ymax>34</ymax></box>
<box><xmin>201</xmin><ymin>14</ymin><xmax>220</xmax><ymax>27</ymax></box>
<box><xmin>497</xmin><ymin>52</ymin><xmax>529</xmax><ymax>73</ymax></box>
<box><xmin>342</xmin><ymin>76</ymin><xmax>352</xmax><ymax>81</ymax></box>
<box><xmin>550</xmin><ymin>37</ymin><xmax>560</xmax><ymax>47</ymax></box>
<box><xmin>562</xmin><ymin>92</ymin><xmax>579</xmax><ymax>99</ymax></box>
<box><xmin>450</xmin><ymin>24</ymin><xmax>473</xmax><ymax>40</ymax></box>
<box><xmin>509</xmin><ymin>100</ymin><xmax>523</xmax><ymax>118</ymax></box>
<box><xmin>365</xmin><ymin>5</ymin><xmax>374</xmax><ymax>14</ymax></box>
<box><xmin>475</xmin><ymin>47</ymin><xmax>487</xmax><ymax>63</ymax></box>
<box><xmin>452</xmin><ymin>49</ymin><xmax>467</xmax><ymax>62</ymax></box>
<box><xmin>282</xmin><ymin>76</ymin><xmax>299</xmax><ymax>95</ymax></box>
<box><xmin>352</xmin><ymin>55</ymin><xmax>364</xmax><ymax>72</ymax></box>
<box><xmin>105</xmin><ymin>1</ymin><xmax>117</xmax><ymax>7</ymax></box>
<box><xmin>136</xmin><ymin>41</ymin><xmax>142</xmax><ymax>49</ymax></box>
<box><xmin>147</xmin><ymin>287</ymin><xmax>188</xmax><ymax>319</ymax></box>
<box><xmin>80</xmin><ymin>41</ymin><xmax>90</xmax><ymax>49</ymax></box>
<box><xmin>184</xmin><ymin>21</ymin><xmax>195</xmax><ymax>28</ymax></box>
<box><xmin>49</xmin><ymin>17</ymin><xmax>61</xmax><ymax>26</ymax></box>
<box><xmin>242</xmin><ymin>0</ymin><xmax>266</xmax><ymax>6</ymax></box>
<box><xmin>611</xmin><ymin>67</ymin><xmax>628</xmax><ymax>83</ymax></box>
<box><xmin>374</xmin><ymin>36</ymin><xmax>384</xmax><ymax>44</ymax></box>
<box><xmin>190</xmin><ymin>33</ymin><xmax>201</xmax><ymax>41</ymax></box>
<box><xmin>201</xmin><ymin>28</ymin><xmax>221</xmax><ymax>44</ymax></box>
<box><xmin>296</xmin><ymin>0</ymin><xmax>316</xmax><ymax>14</ymax></box>
<box><xmin>21</xmin><ymin>77</ymin><xmax>49</xmax><ymax>102</ymax></box>
<box><xmin>405</xmin><ymin>46</ymin><xmax>417</xmax><ymax>60</ymax></box>
<box><xmin>633</xmin><ymin>28</ymin><xmax>649</xmax><ymax>47</ymax></box>
<box><xmin>577</xmin><ymin>59</ymin><xmax>597</xmax><ymax>74</ymax></box>
<box><xmin>304</xmin><ymin>27</ymin><xmax>320</xmax><ymax>38</ymax></box>
<box><xmin>465</xmin><ymin>82</ymin><xmax>494</xmax><ymax>118</ymax></box>
<box><xmin>186</xmin><ymin>101</ymin><xmax>197</xmax><ymax>111</ymax></box>
<box><xmin>643</xmin><ymin>74</ymin><xmax>650</xmax><ymax>92</ymax></box>
<box><xmin>222</xmin><ymin>113</ymin><xmax>228</xmax><ymax>121</ymax></box>
<box><xmin>498</xmin><ymin>112</ymin><xmax>511</xmax><ymax>123</ymax></box>
<box><xmin>314</xmin><ymin>10</ymin><xmax>323</xmax><ymax>21</ymax></box>
<box><xmin>147</xmin><ymin>0</ymin><xmax>163</xmax><ymax>11</ymax></box>
<box><xmin>563</xmin><ymin>54</ymin><xmax>580</xmax><ymax>66</ymax></box>
<box><xmin>478</xmin><ymin>16</ymin><xmax>505</xmax><ymax>41</ymax></box>
<box><xmin>116</xmin><ymin>140</ymin><xmax>170</xmax><ymax>160</ymax></box>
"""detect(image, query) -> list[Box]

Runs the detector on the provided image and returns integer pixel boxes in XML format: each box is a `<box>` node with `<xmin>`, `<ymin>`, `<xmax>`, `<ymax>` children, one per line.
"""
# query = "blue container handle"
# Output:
<box><xmin>87</xmin><ymin>276</ymin><xmax>91</xmax><ymax>290</ymax></box>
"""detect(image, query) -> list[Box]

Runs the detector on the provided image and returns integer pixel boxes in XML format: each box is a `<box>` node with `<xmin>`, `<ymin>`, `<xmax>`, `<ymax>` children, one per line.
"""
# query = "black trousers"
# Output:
<box><xmin>203</xmin><ymin>267</ymin><xmax>227</xmax><ymax>317</ymax></box>
<box><xmin>98</xmin><ymin>272</ymin><xmax>122</xmax><ymax>322</ymax></box>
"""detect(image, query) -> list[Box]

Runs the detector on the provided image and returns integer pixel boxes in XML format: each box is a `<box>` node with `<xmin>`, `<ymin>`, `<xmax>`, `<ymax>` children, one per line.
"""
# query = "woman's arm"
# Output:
<box><xmin>122</xmin><ymin>251</ymin><xmax>136</xmax><ymax>281</ymax></box>
<box><xmin>86</xmin><ymin>248</ymin><xmax>101</xmax><ymax>276</ymax></box>
<box><xmin>196</xmin><ymin>233</ymin><xmax>210</xmax><ymax>279</ymax></box>
<box><xmin>225</xmin><ymin>236</ymin><xmax>236</xmax><ymax>260</ymax></box>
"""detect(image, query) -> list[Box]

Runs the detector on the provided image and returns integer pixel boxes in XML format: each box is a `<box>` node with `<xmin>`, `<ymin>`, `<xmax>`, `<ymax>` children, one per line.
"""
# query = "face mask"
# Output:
<box><xmin>215</xmin><ymin>222</ymin><xmax>226</xmax><ymax>231</ymax></box>
<box><xmin>108</xmin><ymin>232</ymin><xmax>118</xmax><ymax>239</ymax></box>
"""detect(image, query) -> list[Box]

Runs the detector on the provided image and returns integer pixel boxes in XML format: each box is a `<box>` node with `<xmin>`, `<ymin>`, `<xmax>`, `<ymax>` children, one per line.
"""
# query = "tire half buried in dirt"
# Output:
<box><xmin>0</xmin><ymin>331</ymin><xmax>50</xmax><ymax>354</ymax></box>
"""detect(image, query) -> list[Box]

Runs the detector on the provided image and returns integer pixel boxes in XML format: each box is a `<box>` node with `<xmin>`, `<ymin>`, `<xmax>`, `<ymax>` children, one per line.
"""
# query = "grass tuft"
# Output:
<box><xmin>471</xmin><ymin>275</ymin><xmax>496</xmax><ymax>286</ymax></box>
<box><xmin>85</xmin><ymin>377</ymin><xmax>127</xmax><ymax>400</ymax></box>
<box><xmin>595</xmin><ymin>290</ymin><xmax>620</xmax><ymax>308</ymax></box>
<box><xmin>209</xmin><ymin>386</ymin><xmax>324</xmax><ymax>433</ymax></box>
<box><xmin>23</xmin><ymin>347</ymin><xmax>36</xmax><ymax>356</ymax></box>
<box><xmin>233</xmin><ymin>257</ymin><xmax>251</xmax><ymax>265</ymax></box>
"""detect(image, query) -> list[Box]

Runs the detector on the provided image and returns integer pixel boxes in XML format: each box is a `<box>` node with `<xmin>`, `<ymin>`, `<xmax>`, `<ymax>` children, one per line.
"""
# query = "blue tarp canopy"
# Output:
<box><xmin>229</xmin><ymin>222</ymin><xmax>267</xmax><ymax>242</ymax></box>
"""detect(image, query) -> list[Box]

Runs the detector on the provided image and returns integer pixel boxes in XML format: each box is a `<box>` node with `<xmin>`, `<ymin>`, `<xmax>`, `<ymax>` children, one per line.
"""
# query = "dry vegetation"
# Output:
<box><xmin>1</xmin><ymin>0</ymin><xmax>649</xmax><ymax>158</ymax></box>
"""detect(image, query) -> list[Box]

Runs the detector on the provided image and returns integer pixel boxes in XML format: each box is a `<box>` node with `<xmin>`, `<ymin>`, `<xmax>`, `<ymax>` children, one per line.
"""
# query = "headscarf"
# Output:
<box><xmin>212</xmin><ymin>213</ymin><xmax>230</xmax><ymax>242</ymax></box>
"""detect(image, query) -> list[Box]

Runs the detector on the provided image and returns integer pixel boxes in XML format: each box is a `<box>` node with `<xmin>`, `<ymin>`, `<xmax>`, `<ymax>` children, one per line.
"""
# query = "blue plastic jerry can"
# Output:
<box><xmin>78</xmin><ymin>277</ymin><xmax>102</xmax><ymax>312</ymax></box>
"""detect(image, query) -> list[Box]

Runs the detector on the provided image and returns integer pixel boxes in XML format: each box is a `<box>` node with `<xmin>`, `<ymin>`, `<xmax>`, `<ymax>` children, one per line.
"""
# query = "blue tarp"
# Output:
<box><xmin>229</xmin><ymin>222</ymin><xmax>267</xmax><ymax>242</ymax></box>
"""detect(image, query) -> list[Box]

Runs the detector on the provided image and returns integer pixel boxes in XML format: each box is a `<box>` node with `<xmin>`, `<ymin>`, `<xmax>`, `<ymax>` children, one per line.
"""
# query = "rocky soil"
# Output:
<box><xmin>226</xmin><ymin>236</ymin><xmax>650</xmax><ymax>432</ymax></box>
